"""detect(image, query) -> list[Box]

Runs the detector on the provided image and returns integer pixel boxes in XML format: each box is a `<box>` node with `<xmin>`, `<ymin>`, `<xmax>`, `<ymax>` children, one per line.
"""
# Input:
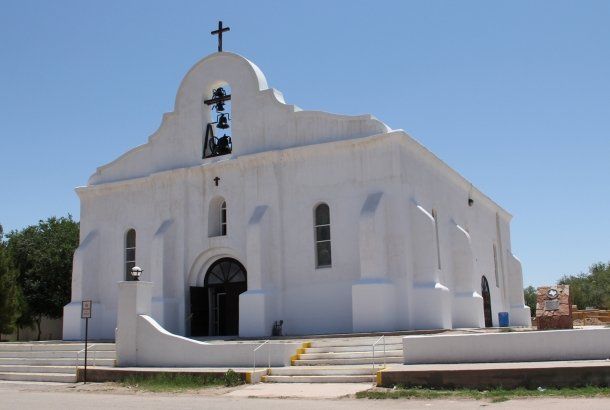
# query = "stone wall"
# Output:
<box><xmin>572</xmin><ymin>307</ymin><xmax>610</xmax><ymax>325</ymax></box>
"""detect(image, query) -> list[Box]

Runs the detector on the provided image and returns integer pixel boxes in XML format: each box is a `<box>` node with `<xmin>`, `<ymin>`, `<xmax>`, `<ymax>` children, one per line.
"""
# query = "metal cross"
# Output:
<box><xmin>214</xmin><ymin>176</ymin><xmax>220</xmax><ymax>186</ymax></box>
<box><xmin>211</xmin><ymin>21</ymin><xmax>230</xmax><ymax>52</ymax></box>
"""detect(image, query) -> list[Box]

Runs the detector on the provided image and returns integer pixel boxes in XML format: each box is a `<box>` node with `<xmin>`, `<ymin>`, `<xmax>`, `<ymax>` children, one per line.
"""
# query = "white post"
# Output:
<box><xmin>116</xmin><ymin>281</ymin><xmax>153</xmax><ymax>366</ymax></box>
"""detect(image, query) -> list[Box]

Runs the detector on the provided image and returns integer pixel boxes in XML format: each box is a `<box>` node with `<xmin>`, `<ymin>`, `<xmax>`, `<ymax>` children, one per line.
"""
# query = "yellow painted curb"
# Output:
<box><xmin>290</xmin><ymin>354</ymin><xmax>299</xmax><ymax>365</ymax></box>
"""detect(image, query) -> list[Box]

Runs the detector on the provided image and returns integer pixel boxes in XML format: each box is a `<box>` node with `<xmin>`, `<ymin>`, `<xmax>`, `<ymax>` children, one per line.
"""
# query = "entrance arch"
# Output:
<box><xmin>190</xmin><ymin>258</ymin><xmax>247</xmax><ymax>336</ymax></box>
<box><xmin>481</xmin><ymin>276</ymin><xmax>493</xmax><ymax>327</ymax></box>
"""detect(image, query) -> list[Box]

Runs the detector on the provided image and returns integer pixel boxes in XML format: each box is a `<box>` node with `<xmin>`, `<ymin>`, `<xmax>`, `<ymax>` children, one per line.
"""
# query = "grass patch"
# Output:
<box><xmin>356</xmin><ymin>386</ymin><xmax>610</xmax><ymax>401</ymax></box>
<box><xmin>120</xmin><ymin>370</ymin><xmax>243</xmax><ymax>392</ymax></box>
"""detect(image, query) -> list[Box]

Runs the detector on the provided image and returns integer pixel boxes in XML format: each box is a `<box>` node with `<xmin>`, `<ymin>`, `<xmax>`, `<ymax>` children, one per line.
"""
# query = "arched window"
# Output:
<box><xmin>125</xmin><ymin>229</ymin><xmax>136</xmax><ymax>280</ymax></box>
<box><xmin>314</xmin><ymin>203</ymin><xmax>332</xmax><ymax>268</ymax></box>
<box><xmin>208</xmin><ymin>197</ymin><xmax>227</xmax><ymax>237</ymax></box>
<box><xmin>220</xmin><ymin>201</ymin><xmax>227</xmax><ymax>236</ymax></box>
<box><xmin>481</xmin><ymin>276</ymin><xmax>493</xmax><ymax>327</ymax></box>
<box><xmin>431</xmin><ymin>209</ymin><xmax>441</xmax><ymax>270</ymax></box>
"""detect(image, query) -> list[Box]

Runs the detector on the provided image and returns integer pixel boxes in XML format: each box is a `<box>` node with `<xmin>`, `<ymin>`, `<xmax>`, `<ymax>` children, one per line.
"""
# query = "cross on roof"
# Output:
<box><xmin>211</xmin><ymin>21</ymin><xmax>230</xmax><ymax>52</ymax></box>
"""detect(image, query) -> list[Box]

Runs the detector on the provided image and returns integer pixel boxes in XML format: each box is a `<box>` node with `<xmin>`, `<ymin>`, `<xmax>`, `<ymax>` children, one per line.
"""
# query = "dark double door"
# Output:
<box><xmin>481</xmin><ymin>276</ymin><xmax>493</xmax><ymax>327</ymax></box>
<box><xmin>190</xmin><ymin>258</ymin><xmax>247</xmax><ymax>337</ymax></box>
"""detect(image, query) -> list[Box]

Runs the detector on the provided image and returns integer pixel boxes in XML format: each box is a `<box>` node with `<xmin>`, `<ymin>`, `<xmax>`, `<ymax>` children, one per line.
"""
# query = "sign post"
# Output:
<box><xmin>81</xmin><ymin>300</ymin><xmax>92</xmax><ymax>383</ymax></box>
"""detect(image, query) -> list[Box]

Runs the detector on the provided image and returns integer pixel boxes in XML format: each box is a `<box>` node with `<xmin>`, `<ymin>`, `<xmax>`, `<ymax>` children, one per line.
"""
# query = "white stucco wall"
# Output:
<box><xmin>63</xmin><ymin>52</ymin><xmax>530</xmax><ymax>340</ymax></box>
<box><xmin>403</xmin><ymin>329</ymin><xmax>610</xmax><ymax>364</ymax></box>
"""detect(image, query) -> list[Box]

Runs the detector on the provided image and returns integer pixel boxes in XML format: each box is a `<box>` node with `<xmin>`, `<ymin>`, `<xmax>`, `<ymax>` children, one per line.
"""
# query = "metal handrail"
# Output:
<box><xmin>75</xmin><ymin>344</ymin><xmax>97</xmax><ymax>371</ymax></box>
<box><xmin>372</xmin><ymin>335</ymin><xmax>386</xmax><ymax>371</ymax></box>
<box><xmin>252</xmin><ymin>339</ymin><xmax>271</xmax><ymax>375</ymax></box>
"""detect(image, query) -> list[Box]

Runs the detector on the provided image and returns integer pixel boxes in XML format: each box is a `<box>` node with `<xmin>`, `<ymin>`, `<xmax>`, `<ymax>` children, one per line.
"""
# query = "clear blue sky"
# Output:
<box><xmin>1</xmin><ymin>1</ymin><xmax>609</xmax><ymax>287</ymax></box>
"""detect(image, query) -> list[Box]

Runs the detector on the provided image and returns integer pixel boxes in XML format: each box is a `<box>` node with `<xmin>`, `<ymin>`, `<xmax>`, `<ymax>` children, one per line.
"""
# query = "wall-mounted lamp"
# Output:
<box><xmin>130</xmin><ymin>266</ymin><xmax>142</xmax><ymax>281</ymax></box>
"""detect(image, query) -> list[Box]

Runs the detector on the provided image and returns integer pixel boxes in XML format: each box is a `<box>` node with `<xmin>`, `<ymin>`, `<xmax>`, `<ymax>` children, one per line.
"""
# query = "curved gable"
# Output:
<box><xmin>88</xmin><ymin>52</ymin><xmax>390</xmax><ymax>186</ymax></box>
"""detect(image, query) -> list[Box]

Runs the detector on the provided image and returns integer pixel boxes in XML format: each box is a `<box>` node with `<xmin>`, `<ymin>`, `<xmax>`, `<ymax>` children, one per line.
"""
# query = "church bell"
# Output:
<box><xmin>212</xmin><ymin>87</ymin><xmax>227</xmax><ymax>112</ymax></box>
<box><xmin>216</xmin><ymin>113</ymin><xmax>230</xmax><ymax>129</ymax></box>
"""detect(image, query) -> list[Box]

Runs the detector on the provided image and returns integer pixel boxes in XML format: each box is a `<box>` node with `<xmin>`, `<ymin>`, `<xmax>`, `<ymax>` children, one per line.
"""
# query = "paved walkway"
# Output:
<box><xmin>225</xmin><ymin>382</ymin><xmax>372</xmax><ymax>398</ymax></box>
<box><xmin>1</xmin><ymin>381</ymin><xmax>609</xmax><ymax>409</ymax></box>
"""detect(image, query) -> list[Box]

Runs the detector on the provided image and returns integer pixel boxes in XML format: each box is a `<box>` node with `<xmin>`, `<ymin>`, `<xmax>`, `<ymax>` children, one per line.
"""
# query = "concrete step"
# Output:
<box><xmin>270</xmin><ymin>366</ymin><xmax>377</xmax><ymax>376</ymax></box>
<box><xmin>293</xmin><ymin>356</ymin><xmax>403</xmax><ymax>366</ymax></box>
<box><xmin>308</xmin><ymin>337</ymin><xmax>403</xmax><ymax>348</ymax></box>
<box><xmin>0</xmin><ymin>350</ymin><xmax>115</xmax><ymax>359</ymax></box>
<box><xmin>298</xmin><ymin>350</ymin><xmax>403</xmax><ymax>360</ymax></box>
<box><xmin>0</xmin><ymin>365</ymin><xmax>75</xmax><ymax>374</ymax></box>
<box><xmin>305</xmin><ymin>344</ymin><xmax>403</xmax><ymax>353</ymax></box>
<box><xmin>0</xmin><ymin>343</ymin><xmax>115</xmax><ymax>352</ymax></box>
<box><xmin>262</xmin><ymin>374</ymin><xmax>376</xmax><ymax>383</ymax></box>
<box><xmin>0</xmin><ymin>357</ymin><xmax>115</xmax><ymax>366</ymax></box>
<box><xmin>0</xmin><ymin>372</ymin><xmax>76</xmax><ymax>383</ymax></box>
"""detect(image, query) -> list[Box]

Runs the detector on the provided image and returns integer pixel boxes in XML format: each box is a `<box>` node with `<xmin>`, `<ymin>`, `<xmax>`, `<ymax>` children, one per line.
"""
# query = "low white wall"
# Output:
<box><xmin>132</xmin><ymin>315</ymin><xmax>300</xmax><ymax>367</ymax></box>
<box><xmin>403</xmin><ymin>328</ymin><xmax>610</xmax><ymax>364</ymax></box>
<box><xmin>115</xmin><ymin>281</ymin><xmax>300</xmax><ymax>367</ymax></box>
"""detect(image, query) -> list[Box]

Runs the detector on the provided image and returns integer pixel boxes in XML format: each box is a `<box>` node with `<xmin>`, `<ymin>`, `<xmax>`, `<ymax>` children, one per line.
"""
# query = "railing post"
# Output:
<box><xmin>252</xmin><ymin>340</ymin><xmax>271</xmax><ymax>383</ymax></box>
<box><xmin>383</xmin><ymin>336</ymin><xmax>386</xmax><ymax>368</ymax></box>
<box><xmin>372</xmin><ymin>342</ymin><xmax>376</xmax><ymax>372</ymax></box>
<box><xmin>372</xmin><ymin>335</ymin><xmax>386</xmax><ymax>372</ymax></box>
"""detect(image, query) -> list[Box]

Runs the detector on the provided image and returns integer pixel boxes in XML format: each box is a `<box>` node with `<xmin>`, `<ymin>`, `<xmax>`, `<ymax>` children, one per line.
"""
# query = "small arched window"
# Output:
<box><xmin>314</xmin><ymin>203</ymin><xmax>332</xmax><ymax>268</ymax></box>
<box><xmin>493</xmin><ymin>244</ymin><xmax>500</xmax><ymax>287</ymax></box>
<box><xmin>125</xmin><ymin>229</ymin><xmax>136</xmax><ymax>280</ymax></box>
<box><xmin>208</xmin><ymin>197</ymin><xmax>227</xmax><ymax>237</ymax></box>
<box><xmin>431</xmin><ymin>209</ymin><xmax>441</xmax><ymax>270</ymax></box>
<box><xmin>220</xmin><ymin>201</ymin><xmax>227</xmax><ymax>236</ymax></box>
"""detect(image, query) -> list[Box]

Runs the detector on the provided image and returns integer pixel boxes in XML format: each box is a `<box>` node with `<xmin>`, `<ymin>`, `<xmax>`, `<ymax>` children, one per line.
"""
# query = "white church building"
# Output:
<box><xmin>63</xmin><ymin>50</ymin><xmax>531</xmax><ymax>341</ymax></box>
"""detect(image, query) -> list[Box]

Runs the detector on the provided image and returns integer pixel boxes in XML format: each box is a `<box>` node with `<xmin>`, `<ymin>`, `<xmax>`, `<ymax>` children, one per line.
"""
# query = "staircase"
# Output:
<box><xmin>0</xmin><ymin>342</ymin><xmax>116</xmax><ymax>383</ymax></box>
<box><xmin>262</xmin><ymin>336</ymin><xmax>403</xmax><ymax>383</ymax></box>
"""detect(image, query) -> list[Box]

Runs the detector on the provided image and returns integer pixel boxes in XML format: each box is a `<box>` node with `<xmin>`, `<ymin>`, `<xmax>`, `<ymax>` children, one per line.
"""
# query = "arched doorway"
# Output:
<box><xmin>190</xmin><ymin>258</ymin><xmax>247</xmax><ymax>336</ymax></box>
<box><xmin>481</xmin><ymin>276</ymin><xmax>493</xmax><ymax>327</ymax></box>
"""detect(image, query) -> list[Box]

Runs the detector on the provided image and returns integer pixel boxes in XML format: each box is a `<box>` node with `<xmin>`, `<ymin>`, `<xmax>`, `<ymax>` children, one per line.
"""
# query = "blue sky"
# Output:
<box><xmin>1</xmin><ymin>1</ymin><xmax>608</xmax><ymax>287</ymax></box>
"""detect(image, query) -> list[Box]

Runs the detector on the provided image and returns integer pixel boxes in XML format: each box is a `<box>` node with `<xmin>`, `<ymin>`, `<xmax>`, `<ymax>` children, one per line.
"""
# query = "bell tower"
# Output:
<box><xmin>203</xmin><ymin>86</ymin><xmax>232</xmax><ymax>158</ymax></box>
<box><xmin>202</xmin><ymin>21</ymin><xmax>233</xmax><ymax>158</ymax></box>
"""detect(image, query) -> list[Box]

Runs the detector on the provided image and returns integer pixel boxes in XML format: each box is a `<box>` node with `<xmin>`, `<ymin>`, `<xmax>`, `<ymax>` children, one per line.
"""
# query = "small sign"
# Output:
<box><xmin>544</xmin><ymin>299</ymin><xmax>560</xmax><ymax>311</ymax></box>
<box><xmin>81</xmin><ymin>300</ymin><xmax>92</xmax><ymax>319</ymax></box>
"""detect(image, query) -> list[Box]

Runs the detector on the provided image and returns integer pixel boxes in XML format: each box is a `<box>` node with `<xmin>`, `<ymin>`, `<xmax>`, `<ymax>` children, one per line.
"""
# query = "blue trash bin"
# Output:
<box><xmin>498</xmin><ymin>312</ymin><xmax>509</xmax><ymax>327</ymax></box>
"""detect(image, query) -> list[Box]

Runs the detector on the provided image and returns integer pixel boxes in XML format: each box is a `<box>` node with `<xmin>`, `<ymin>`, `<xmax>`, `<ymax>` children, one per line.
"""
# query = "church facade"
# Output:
<box><xmin>63</xmin><ymin>52</ymin><xmax>531</xmax><ymax>340</ymax></box>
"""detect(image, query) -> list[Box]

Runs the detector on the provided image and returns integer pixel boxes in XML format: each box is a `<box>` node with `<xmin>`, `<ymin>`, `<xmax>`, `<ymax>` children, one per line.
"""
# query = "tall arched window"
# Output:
<box><xmin>431</xmin><ymin>209</ymin><xmax>441</xmax><ymax>270</ymax></box>
<box><xmin>208</xmin><ymin>197</ymin><xmax>227</xmax><ymax>237</ymax></box>
<box><xmin>481</xmin><ymin>276</ymin><xmax>493</xmax><ymax>327</ymax></box>
<box><xmin>125</xmin><ymin>229</ymin><xmax>136</xmax><ymax>280</ymax></box>
<box><xmin>314</xmin><ymin>203</ymin><xmax>332</xmax><ymax>268</ymax></box>
<box><xmin>220</xmin><ymin>201</ymin><xmax>227</xmax><ymax>236</ymax></box>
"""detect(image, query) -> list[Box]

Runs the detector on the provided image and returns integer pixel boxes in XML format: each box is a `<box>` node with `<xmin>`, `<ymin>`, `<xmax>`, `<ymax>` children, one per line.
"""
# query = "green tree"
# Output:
<box><xmin>523</xmin><ymin>285</ymin><xmax>537</xmax><ymax>317</ymax></box>
<box><xmin>0</xmin><ymin>225</ymin><xmax>23</xmax><ymax>338</ymax></box>
<box><xmin>7</xmin><ymin>216</ymin><xmax>79</xmax><ymax>340</ymax></box>
<box><xmin>559</xmin><ymin>262</ymin><xmax>610</xmax><ymax>310</ymax></box>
